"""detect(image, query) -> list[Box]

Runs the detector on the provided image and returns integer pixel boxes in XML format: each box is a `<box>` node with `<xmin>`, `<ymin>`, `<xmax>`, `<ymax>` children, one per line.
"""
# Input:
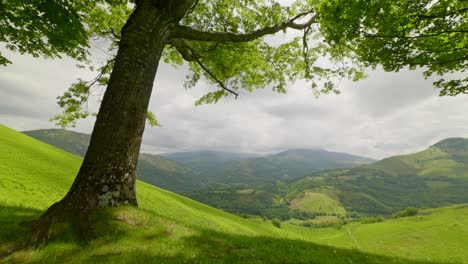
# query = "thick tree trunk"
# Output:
<box><xmin>29</xmin><ymin>1</ymin><xmax>189</xmax><ymax>245</ymax></box>
<box><xmin>63</xmin><ymin>3</ymin><xmax>172</xmax><ymax>209</ymax></box>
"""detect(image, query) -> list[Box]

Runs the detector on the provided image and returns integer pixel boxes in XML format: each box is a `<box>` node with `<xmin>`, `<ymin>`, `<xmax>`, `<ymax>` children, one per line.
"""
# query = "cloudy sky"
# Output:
<box><xmin>1</xmin><ymin>45</ymin><xmax>467</xmax><ymax>160</ymax></box>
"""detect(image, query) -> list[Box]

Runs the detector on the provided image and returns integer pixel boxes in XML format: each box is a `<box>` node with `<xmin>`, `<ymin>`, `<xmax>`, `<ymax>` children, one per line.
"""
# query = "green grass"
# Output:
<box><xmin>289</xmin><ymin>188</ymin><xmax>346</xmax><ymax>216</ymax></box>
<box><xmin>0</xmin><ymin>124</ymin><xmax>464</xmax><ymax>263</ymax></box>
<box><xmin>283</xmin><ymin>205</ymin><xmax>468</xmax><ymax>263</ymax></box>
<box><xmin>369</xmin><ymin>145</ymin><xmax>468</xmax><ymax>179</ymax></box>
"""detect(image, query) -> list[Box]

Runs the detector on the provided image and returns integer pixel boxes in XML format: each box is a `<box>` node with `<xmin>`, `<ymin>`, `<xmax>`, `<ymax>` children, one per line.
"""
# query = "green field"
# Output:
<box><xmin>283</xmin><ymin>205</ymin><xmax>468</xmax><ymax>263</ymax></box>
<box><xmin>0</xmin><ymin>124</ymin><xmax>466</xmax><ymax>263</ymax></box>
<box><xmin>289</xmin><ymin>188</ymin><xmax>346</xmax><ymax>216</ymax></box>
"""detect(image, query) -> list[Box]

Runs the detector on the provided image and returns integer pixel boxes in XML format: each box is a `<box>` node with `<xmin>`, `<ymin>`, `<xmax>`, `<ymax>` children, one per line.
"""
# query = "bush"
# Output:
<box><xmin>263</xmin><ymin>206</ymin><xmax>291</xmax><ymax>221</ymax></box>
<box><xmin>311</xmin><ymin>220</ymin><xmax>342</xmax><ymax>228</ymax></box>
<box><xmin>392</xmin><ymin>207</ymin><xmax>419</xmax><ymax>219</ymax></box>
<box><xmin>361</xmin><ymin>215</ymin><xmax>385</xmax><ymax>224</ymax></box>
<box><xmin>272</xmin><ymin>218</ymin><xmax>281</xmax><ymax>228</ymax></box>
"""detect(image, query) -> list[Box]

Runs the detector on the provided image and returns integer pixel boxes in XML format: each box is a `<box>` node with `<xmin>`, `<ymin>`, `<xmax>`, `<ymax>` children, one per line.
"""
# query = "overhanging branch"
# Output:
<box><xmin>168</xmin><ymin>39</ymin><xmax>239</xmax><ymax>98</ymax></box>
<box><xmin>170</xmin><ymin>11</ymin><xmax>317</xmax><ymax>42</ymax></box>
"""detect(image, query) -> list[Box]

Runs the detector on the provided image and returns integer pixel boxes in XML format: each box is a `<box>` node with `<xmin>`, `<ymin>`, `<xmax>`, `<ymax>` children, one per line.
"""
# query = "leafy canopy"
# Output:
<box><xmin>318</xmin><ymin>0</ymin><xmax>467</xmax><ymax>96</ymax></box>
<box><xmin>1</xmin><ymin>0</ymin><xmax>466</xmax><ymax>127</ymax></box>
<box><xmin>0</xmin><ymin>0</ymin><xmax>92</xmax><ymax>65</ymax></box>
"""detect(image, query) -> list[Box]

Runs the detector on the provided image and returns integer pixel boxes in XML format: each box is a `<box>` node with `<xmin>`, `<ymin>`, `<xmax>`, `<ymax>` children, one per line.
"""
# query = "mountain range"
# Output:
<box><xmin>23</xmin><ymin>129</ymin><xmax>373</xmax><ymax>192</ymax></box>
<box><xmin>191</xmin><ymin>137</ymin><xmax>468</xmax><ymax>217</ymax></box>
<box><xmin>23</xmin><ymin>128</ymin><xmax>468</xmax><ymax>218</ymax></box>
<box><xmin>164</xmin><ymin>149</ymin><xmax>374</xmax><ymax>185</ymax></box>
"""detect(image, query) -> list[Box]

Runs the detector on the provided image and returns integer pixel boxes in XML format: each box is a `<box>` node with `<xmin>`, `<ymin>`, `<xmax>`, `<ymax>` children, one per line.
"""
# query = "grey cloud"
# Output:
<box><xmin>348</xmin><ymin>69</ymin><xmax>438</xmax><ymax>117</ymax></box>
<box><xmin>2</xmin><ymin>49</ymin><xmax>468</xmax><ymax>160</ymax></box>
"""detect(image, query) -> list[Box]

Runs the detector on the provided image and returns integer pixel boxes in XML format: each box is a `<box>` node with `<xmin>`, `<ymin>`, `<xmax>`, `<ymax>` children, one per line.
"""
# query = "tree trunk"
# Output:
<box><xmin>30</xmin><ymin>1</ymin><xmax>184</xmax><ymax>245</ymax></box>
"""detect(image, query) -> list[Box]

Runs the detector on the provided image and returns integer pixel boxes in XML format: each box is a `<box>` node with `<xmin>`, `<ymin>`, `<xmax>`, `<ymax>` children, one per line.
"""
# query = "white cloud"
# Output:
<box><xmin>1</xmin><ymin>49</ymin><xmax>467</xmax><ymax>160</ymax></box>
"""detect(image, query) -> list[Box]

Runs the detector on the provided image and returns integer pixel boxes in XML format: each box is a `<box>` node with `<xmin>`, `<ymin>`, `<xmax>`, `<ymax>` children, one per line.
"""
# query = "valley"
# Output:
<box><xmin>1</xmin><ymin>125</ymin><xmax>467</xmax><ymax>263</ymax></box>
<box><xmin>21</xmin><ymin>128</ymin><xmax>468</xmax><ymax>223</ymax></box>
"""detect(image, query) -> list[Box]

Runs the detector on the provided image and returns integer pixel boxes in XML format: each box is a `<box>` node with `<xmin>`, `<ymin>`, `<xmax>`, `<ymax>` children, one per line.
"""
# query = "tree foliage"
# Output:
<box><xmin>0</xmin><ymin>0</ymin><xmax>91</xmax><ymax>65</ymax></box>
<box><xmin>318</xmin><ymin>0</ymin><xmax>467</xmax><ymax>95</ymax></box>
<box><xmin>1</xmin><ymin>0</ymin><xmax>466</xmax><ymax>123</ymax></box>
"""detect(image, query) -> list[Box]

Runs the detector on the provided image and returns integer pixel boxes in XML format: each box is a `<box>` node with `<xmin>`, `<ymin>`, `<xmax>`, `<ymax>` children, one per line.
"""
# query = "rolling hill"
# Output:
<box><xmin>167</xmin><ymin>149</ymin><xmax>374</xmax><ymax>185</ymax></box>
<box><xmin>164</xmin><ymin>150</ymin><xmax>260</xmax><ymax>179</ymax></box>
<box><xmin>191</xmin><ymin>138</ymin><xmax>468</xmax><ymax>218</ymax></box>
<box><xmin>23</xmin><ymin>129</ymin><xmax>90</xmax><ymax>157</ymax></box>
<box><xmin>22</xmin><ymin>129</ymin><xmax>207</xmax><ymax>193</ymax></box>
<box><xmin>24</xmin><ymin>129</ymin><xmax>375</xmax><ymax>190</ymax></box>
<box><xmin>2</xmin><ymin>124</ymin><xmax>455</xmax><ymax>263</ymax></box>
<box><xmin>220</xmin><ymin>149</ymin><xmax>375</xmax><ymax>184</ymax></box>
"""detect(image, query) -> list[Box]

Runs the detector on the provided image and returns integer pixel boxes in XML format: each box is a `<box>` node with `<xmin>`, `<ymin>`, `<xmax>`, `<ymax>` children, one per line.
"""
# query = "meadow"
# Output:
<box><xmin>1</xmin><ymin>124</ymin><xmax>466</xmax><ymax>263</ymax></box>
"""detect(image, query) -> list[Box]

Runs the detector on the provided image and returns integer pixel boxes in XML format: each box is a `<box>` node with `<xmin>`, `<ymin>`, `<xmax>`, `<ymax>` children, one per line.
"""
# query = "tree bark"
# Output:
<box><xmin>30</xmin><ymin>1</ymin><xmax>185</xmax><ymax>245</ymax></box>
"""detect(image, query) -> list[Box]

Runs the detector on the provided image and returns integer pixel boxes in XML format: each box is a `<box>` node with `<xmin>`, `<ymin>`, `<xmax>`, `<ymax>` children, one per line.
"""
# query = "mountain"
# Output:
<box><xmin>23</xmin><ymin>129</ymin><xmax>90</xmax><ymax>156</ymax></box>
<box><xmin>137</xmin><ymin>153</ymin><xmax>207</xmax><ymax>193</ymax></box>
<box><xmin>166</xmin><ymin>149</ymin><xmax>374</xmax><ymax>185</ymax></box>
<box><xmin>25</xmin><ymin>129</ymin><xmax>374</xmax><ymax>190</ymax></box>
<box><xmin>3</xmin><ymin>124</ymin><xmax>457</xmax><ymax>263</ymax></box>
<box><xmin>163</xmin><ymin>150</ymin><xmax>260</xmax><ymax>180</ymax></box>
<box><xmin>191</xmin><ymin>138</ymin><xmax>468</xmax><ymax>217</ymax></box>
<box><xmin>221</xmin><ymin>149</ymin><xmax>375</xmax><ymax>184</ymax></box>
<box><xmin>22</xmin><ymin>129</ymin><xmax>206</xmax><ymax>193</ymax></box>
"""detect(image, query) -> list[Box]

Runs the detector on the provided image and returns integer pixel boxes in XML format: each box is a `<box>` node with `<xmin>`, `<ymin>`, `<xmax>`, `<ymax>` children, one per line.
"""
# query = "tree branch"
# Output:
<box><xmin>170</xmin><ymin>11</ymin><xmax>317</xmax><ymax>42</ymax></box>
<box><xmin>168</xmin><ymin>39</ymin><xmax>239</xmax><ymax>98</ymax></box>
<box><xmin>362</xmin><ymin>30</ymin><xmax>467</xmax><ymax>39</ymax></box>
<box><xmin>196</xmin><ymin>59</ymin><xmax>239</xmax><ymax>99</ymax></box>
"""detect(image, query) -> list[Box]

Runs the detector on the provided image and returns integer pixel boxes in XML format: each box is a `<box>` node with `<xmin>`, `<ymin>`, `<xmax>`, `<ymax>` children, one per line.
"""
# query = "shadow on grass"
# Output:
<box><xmin>82</xmin><ymin>229</ymin><xmax>455</xmax><ymax>264</ymax></box>
<box><xmin>0</xmin><ymin>206</ymin><xmax>458</xmax><ymax>264</ymax></box>
<box><xmin>0</xmin><ymin>204</ymin><xmax>42</xmax><ymax>257</ymax></box>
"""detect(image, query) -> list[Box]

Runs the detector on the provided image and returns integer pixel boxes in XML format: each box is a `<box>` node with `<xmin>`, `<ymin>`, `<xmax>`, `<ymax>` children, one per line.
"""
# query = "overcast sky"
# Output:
<box><xmin>1</xmin><ymin>46</ymin><xmax>467</xmax><ymax>160</ymax></box>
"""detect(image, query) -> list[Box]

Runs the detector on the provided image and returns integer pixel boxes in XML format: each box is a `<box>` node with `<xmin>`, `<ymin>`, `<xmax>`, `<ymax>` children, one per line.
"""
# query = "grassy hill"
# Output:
<box><xmin>282</xmin><ymin>204</ymin><xmax>468</xmax><ymax>263</ymax></box>
<box><xmin>22</xmin><ymin>129</ymin><xmax>207</xmax><ymax>193</ymax></box>
<box><xmin>1</xmin><ymin>124</ymin><xmax>467</xmax><ymax>263</ymax></box>
<box><xmin>287</xmin><ymin>138</ymin><xmax>468</xmax><ymax>215</ymax></box>
<box><xmin>164</xmin><ymin>150</ymin><xmax>260</xmax><ymax>179</ymax></box>
<box><xmin>24</xmin><ymin>129</ymin><xmax>375</xmax><ymax>192</ymax></box>
<box><xmin>228</xmin><ymin>149</ymin><xmax>374</xmax><ymax>182</ymax></box>
<box><xmin>23</xmin><ymin>129</ymin><xmax>90</xmax><ymax>157</ymax></box>
<box><xmin>190</xmin><ymin>138</ymin><xmax>468</xmax><ymax>218</ymax></box>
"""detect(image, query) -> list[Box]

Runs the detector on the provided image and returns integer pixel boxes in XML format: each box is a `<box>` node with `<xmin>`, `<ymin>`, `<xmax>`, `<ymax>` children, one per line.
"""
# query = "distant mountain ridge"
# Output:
<box><xmin>23</xmin><ymin>129</ymin><xmax>207</xmax><ymax>193</ymax></box>
<box><xmin>22</xmin><ymin>128</ymin><xmax>375</xmax><ymax>192</ymax></box>
<box><xmin>23</xmin><ymin>129</ymin><xmax>90</xmax><ymax>157</ymax></box>
<box><xmin>165</xmin><ymin>148</ymin><xmax>375</xmax><ymax>185</ymax></box>
<box><xmin>190</xmin><ymin>137</ymin><xmax>468</xmax><ymax>217</ymax></box>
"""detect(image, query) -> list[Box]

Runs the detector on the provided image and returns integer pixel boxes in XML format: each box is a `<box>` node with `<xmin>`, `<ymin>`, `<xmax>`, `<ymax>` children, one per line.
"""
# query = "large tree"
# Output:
<box><xmin>1</xmin><ymin>0</ymin><xmax>466</xmax><ymax>243</ymax></box>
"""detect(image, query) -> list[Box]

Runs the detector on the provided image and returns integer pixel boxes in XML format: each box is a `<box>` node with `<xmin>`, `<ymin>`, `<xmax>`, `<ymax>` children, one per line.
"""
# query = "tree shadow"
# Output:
<box><xmin>80</xmin><ymin>229</ymin><xmax>455</xmax><ymax>264</ymax></box>
<box><xmin>0</xmin><ymin>204</ymin><xmax>42</xmax><ymax>257</ymax></box>
<box><xmin>0</xmin><ymin>205</ymin><xmax>459</xmax><ymax>264</ymax></box>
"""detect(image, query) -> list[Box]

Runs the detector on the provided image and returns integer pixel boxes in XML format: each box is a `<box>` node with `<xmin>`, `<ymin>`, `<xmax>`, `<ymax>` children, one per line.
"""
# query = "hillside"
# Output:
<box><xmin>23</xmin><ymin>129</ymin><xmax>90</xmax><ymax>157</ymax></box>
<box><xmin>191</xmin><ymin>138</ymin><xmax>468</xmax><ymax>217</ymax></box>
<box><xmin>0</xmin><ymin>124</ymin><xmax>446</xmax><ymax>263</ymax></box>
<box><xmin>137</xmin><ymin>153</ymin><xmax>208</xmax><ymax>193</ymax></box>
<box><xmin>167</xmin><ymin>149</ymin><xmax>374</xmax><ymax>185</ymax></box>
<box><xmin>221</xmin><ymin>149</ymin><xmax>375</xmax><ymax>184</ymax></box>
<box><xmin>164</xmin><ymin>150</ymin><xmax>260</xmax><ymax>179</ymax></box>
<box><xmin>22</xmin><ymin>129</ymin><xmax>206</xmax><ymax>193</ymax></box>
<box><xmin>283</xmin><ymin>204</ymin><xmax>468</xmax><ymax>263</ymax></box>
<box><xmin>24</xmin><ymin>128</ymin><xmax>375</xmax><ymax>190</ymax></box>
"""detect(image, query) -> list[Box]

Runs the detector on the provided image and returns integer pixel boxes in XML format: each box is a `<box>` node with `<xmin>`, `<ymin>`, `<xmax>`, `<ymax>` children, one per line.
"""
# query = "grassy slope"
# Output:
<box><xmin>22</xmin><ymin>129</ymin><xmax>208</xmax><ymax>194</ymax></box>
<box><xmin>22</xmin><ymin>129</ymin><xmax>90</xmax><ymax>157</ymax></box>
<box><xmin>283</xmin><ymin>205</ymin><xmax>468</xmax><ymax>263</ymax></box>
<box><xmin>289</xmin><ymin>188</ymin><xmax>346</xmax><ymax>216</ymax></box>
<box><xmin>367</xmin><ymin>142</ymin><xmax>468</xmax><ymax>178</ymax></box>
<box><xmin>0</xmin><ymin>125</ymin><xmax>462</xmax><ymax>263</ymax></box>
